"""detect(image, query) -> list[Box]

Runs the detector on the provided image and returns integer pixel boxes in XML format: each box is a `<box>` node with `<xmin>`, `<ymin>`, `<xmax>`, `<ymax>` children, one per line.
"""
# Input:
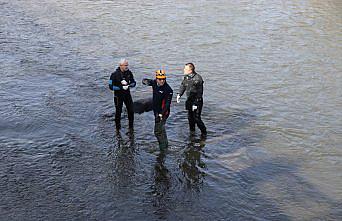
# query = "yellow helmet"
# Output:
<box><xmin>155</xmin><ymin>69</ymin><xmax>166</xmax><ymax>79</ymax></box>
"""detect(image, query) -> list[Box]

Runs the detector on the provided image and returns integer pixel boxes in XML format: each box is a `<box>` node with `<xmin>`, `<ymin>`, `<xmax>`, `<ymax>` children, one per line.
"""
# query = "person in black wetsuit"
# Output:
<box><xmin>109</xmin><ymin>58</ymin><xmax>136</xmax><ymax>130</ymax></box>
<box><xmin>142</xmin><ymin>69</ymin><xmax>173</xmax><ymax>150</ymax></box>
<box><xmin>176</xmin><ymin>63</ymin><xmax>207</xmax><ymax>136</ymax></box>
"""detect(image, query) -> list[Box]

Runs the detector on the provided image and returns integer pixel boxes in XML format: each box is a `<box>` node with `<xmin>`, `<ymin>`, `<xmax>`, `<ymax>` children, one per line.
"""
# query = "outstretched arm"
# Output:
<box><xmin>142</xmin><ymin>78</ymin><xmax>154</xmax><ymax>86</ymax></box>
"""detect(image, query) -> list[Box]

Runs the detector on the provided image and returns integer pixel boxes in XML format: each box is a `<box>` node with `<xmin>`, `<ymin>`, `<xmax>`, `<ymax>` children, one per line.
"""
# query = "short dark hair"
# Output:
<box><xmin>185</xmin><ymin>63</ymin><xmax>195</xmax><ymax>72</ymax></box>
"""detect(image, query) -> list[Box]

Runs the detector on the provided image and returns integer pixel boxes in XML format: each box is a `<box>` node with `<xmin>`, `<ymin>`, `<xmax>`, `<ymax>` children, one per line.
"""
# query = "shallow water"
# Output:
<box><xmin>1</xmin><ymin>0</ymin><xmax>341</xmax><ymax>220</ymax></box>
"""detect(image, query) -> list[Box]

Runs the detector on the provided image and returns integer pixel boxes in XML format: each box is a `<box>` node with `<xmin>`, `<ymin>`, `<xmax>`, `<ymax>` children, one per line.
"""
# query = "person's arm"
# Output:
<box><xmin>197</xmin><ymin>74</ymin><xmax>204</xmax><ymax>97</ymax></box>
<box><xmin>176</xmin><ymin>78</ymin><xmax>186</xmax><ymax>103</ymax></box>
<box><xmin>128</xmin><ymin>72</ymin><xmax>136</xmax><ymax>88</ymax></box>
<box><xmin>142</xmin><ymin>78</ymin><xmax>154</xmax><ymax>86</ymax></box>
<box><xmin>178</xmin><ymin>78</ymin><xmax>186</xmax><ymax>97</ymax></box>
<box><xmin>162</xmin><ymin>88</ymin><xmax>173</xmax><ymax>118</ymax></box>
<box><xmin>109</xmin><ymin>73</ymin><xmax>121</xmax><ymax>91</ymax></box>
<box><xmin>191</xmin><ymin>76</ymin><xmax>204</xmax><ymax>110</ymax></box>
<box><xmin>195</xmin><ymin>80</ymin><xmax>204</xmax><ymax>99</ymax></box>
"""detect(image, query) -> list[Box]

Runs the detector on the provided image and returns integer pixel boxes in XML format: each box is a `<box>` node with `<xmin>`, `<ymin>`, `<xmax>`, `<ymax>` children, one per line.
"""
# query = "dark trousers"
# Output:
<box><xmin>154</xmin><ymin>118</ymin><xmax>168</xmax><ymax>150</ymax></box>
<box><xmin>187</xmin><ymin>99</ymin><xmax>206</xmax><ymax>134</ymax></box>
<box><xmin>114</xmin><ymin>95</ymin><xmax>134</xmax><ymax>128</ymax></box>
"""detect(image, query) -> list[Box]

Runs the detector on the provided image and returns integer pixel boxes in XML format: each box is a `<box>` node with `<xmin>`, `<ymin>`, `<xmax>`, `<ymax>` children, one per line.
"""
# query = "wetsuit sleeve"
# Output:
<box><xmin>129</xmin><ymin>72</ymin><xmax>136</xmax><ymax>88</ymax></box>
<box><xmin>162</xmin><ymin>88</ymin><xmax>173</xmax><ymax>117</ymax></box>
<box><xmin>178</xmin><ymin>78</ymin><xmax>186</xmax><ymax>96</ymax></box>
<box><xmin>142</xmin><ymin>78</ymin><xmax>154</xmax><ymax>86</ymax></box>
<box><xmin>109</xmin><ymin>73</ymin><xmax>121</xmax><ymax>91</ymax></box>
<box><xmin>195</xmin><ymin>78</ymin><xmax>204</xmax><ymax>98</ymax></box>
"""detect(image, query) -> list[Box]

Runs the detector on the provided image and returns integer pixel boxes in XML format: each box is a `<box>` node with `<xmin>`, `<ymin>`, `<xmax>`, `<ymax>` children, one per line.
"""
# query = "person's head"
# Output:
<box><xmin>184</xmin><ymin>63</ymin><xmax>195</xmax><ymax>75</ymax></box>
<box><xmin>155</xmin><ymin>69</ymin><xmax>166</xmax><ymax>86</ymax></box>
<box><xmin>119</xmin><ymin>58</ymin><xmax>129</xmax><ymax>72</ymax></box>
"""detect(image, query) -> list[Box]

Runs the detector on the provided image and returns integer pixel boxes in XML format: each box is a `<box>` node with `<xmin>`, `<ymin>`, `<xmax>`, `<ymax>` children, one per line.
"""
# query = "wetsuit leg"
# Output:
<box><xmin>124</xmin><ymin>95</ymin><xmax>134</xmax><ymax>128</ymax></box>
<box><xmin>114</xmin><ymin>95</ymin><xmax>123</xmax><ymax>129</ymax></box>
<box><xmin>187</xmin><ymin>110</ymin><xmax>196</xmax><ymax>132</ymax></box>
<box><xmin>194</xmin><ymin>100</ymin><xmax>206</xmax><ymax>134</ymax></box>
<box><xmin>154</xmin><ymin>118</ymin><xmax>168</xmax><ymax>150</ymax></box>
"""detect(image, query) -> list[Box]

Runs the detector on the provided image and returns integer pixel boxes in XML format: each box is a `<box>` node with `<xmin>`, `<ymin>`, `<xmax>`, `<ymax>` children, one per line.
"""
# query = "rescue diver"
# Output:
<box><xmin>109</xmin><ymin>58</ymin><xmax>136</xmax><ymax>130</ymax></box>
<box><xmin>176</xmin><ymin>63</ymin><xmax>207</xmax><ymax>136</ymax></box>
<box><xmin>142</xmin><ymin>69</ymin><xmax>173</xmax><ymax>150</ymax></box>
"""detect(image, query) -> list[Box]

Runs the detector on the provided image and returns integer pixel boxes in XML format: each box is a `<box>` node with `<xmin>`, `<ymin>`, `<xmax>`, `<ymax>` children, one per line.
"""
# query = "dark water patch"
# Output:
<box><xmin>0</xmin><ymin>137</ymin><xmax>86</xmax><ymax>220</ymax></box>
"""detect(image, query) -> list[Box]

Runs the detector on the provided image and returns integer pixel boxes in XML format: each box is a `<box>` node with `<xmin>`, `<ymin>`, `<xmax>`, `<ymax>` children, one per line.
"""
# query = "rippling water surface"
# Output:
<box><xmin>1</xmin><ymin>0</ymin><xmax>341</xmax><ymax>220</ymax></box>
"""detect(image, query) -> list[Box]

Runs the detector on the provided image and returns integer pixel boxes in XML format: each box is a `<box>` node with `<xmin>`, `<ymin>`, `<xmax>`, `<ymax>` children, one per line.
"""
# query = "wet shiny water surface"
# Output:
<box><xmin>1</xmin><ymin>0</ymin><xmax>341</xmax><ymax>220</ymax></box>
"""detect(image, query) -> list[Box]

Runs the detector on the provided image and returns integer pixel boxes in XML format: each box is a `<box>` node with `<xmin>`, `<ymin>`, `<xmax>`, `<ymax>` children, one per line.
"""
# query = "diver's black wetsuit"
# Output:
<box><xmin>178</xmin><ymin>72</ymin><xmax>206</xmax><ymax>134</ymax></box>
<box><xmin>109</xmin><ymin>67</ymin><xmax>136</xmax><ymax>129</ymax></box>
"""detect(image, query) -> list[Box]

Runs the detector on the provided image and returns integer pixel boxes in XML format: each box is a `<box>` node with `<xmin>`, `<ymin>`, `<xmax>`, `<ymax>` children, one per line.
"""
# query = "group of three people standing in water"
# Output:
<box><xmin>109</xmin><ymin>58</ymin><xmax>207</xmax><ymax>150</ymax></box>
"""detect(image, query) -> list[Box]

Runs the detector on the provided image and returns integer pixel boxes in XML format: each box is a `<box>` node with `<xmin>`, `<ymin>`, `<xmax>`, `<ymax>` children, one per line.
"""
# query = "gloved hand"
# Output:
<box><xmin>121</xmin><ymin>80</ymin><xmax>128</xmax><ymax>85</ymax></box>
<box><xmin>176</xmin><ymin>94</ymin><xmax>181</xmax><ymax>103</ymax></box>
<box><xmin>123</xmin><ymin>85</ymin><xmax>129</xmax><ymax>90</ymax></box>
<box><xmin>192</xmin><ymin>105</ymin><xmax>198</xmax><ymax>111</ymax></box>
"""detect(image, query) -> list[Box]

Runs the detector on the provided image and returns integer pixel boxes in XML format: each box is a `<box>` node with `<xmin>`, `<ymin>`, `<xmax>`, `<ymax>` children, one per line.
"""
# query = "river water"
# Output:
<box><xmin>1</xmin><ymin>0</ymin><xmax>341</xmax><ymax>220</ymax></box>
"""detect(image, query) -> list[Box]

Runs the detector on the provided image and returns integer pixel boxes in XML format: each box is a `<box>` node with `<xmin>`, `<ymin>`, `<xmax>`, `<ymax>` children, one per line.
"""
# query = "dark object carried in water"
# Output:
<box><xmin>133</xmin><ymin>97</ymin><xmax>153</xmax><ymax>114</ymax></box>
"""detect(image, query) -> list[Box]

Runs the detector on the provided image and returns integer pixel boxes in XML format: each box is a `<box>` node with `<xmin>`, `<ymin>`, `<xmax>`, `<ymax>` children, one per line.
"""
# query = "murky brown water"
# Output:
<box><xmin>1</xmin><ymin>0</ymin><xmax>341</xmax><ymax>220</ymax></box>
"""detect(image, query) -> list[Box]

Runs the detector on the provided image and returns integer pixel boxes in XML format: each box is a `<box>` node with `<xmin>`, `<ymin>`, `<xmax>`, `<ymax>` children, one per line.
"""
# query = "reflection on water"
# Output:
<box><xmin>151</xmin><ymin>151</ymin><xmax>171</xmax><ymax>219</ymax></box>
<box><xmin>179</xmin><ymin>135</ymin><xmax>207</xmax><ymax>190</ymax></box>
<box><xmin>107</xmin><ymin>130</ymin><xmax>136</xmax><ymax>189</ymax></box>
<box><xmin>150</xmin><ymin>136</ymin><xmax>208</xmax><ymax>220</ymax></box>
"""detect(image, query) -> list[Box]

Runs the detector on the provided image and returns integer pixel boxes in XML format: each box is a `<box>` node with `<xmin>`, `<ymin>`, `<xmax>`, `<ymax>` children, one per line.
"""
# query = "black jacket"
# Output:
<box><xmin>109</xmin><ymin>67</ymin><xmax>136</xmax><ymax>96</ymax></box>
<box><xmin>178</xmin><ymin>72</ymin><xmax>204</xmax><ymax>103</ymax></box>
<box><xmin>142</xmin><ymin>79</ymin><xmax>173</xmax><ymax>119</ymax></box>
